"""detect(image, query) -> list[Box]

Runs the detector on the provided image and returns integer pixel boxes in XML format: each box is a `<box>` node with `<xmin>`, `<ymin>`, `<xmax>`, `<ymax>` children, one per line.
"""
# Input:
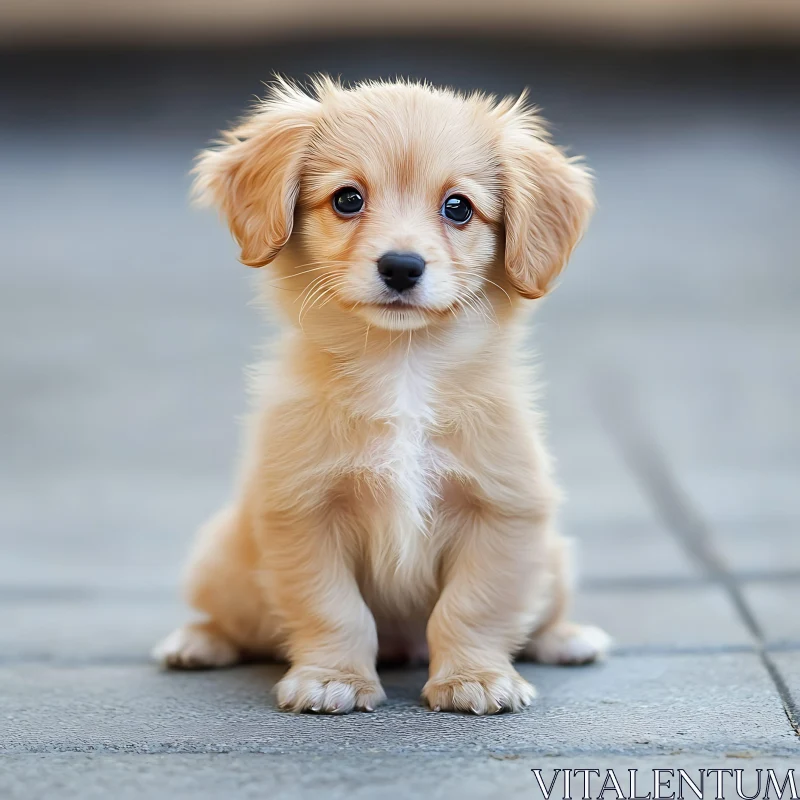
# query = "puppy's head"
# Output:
<box><xmin>194</xmin><ymin>77</ymin><xmax>594</xmax><ymax>331</ymax></box>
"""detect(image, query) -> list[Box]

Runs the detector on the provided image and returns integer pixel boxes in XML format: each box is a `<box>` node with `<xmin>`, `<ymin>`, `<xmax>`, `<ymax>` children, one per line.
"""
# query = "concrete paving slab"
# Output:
<box><xmin>2</xmin><ymin>753</ymin><xmax>799</xmax><ymax>800</ymax></box>
<box><xmin>536</xmin><ymin>352</ymin><xmax>666</xmax><ymax>533</ymax></box>
<box><xmin>572</xmin><ymin>521</ymin><xmax>702</xmax><ymax>583</ymax></box>
<box><xmin>2</xmin><ymin>655</ymin><xmax>795</xmax><ymax>756</ymax></box>
<box><xmin>577</xmin><ymin>317</ymin><xmax>800</xmax><ymax>511</ymax></box>
<box><xmin>677</xmin><ymin>469</ymin><xmax>800</xmax><ymax>528</ymax></box>
<box><xmin>741</xmin><ymin>584</ymin><xmax>800</xmax><ymax>647</ymax></box>
<box><xmin>0</xmin><ymin>599</ymin><xmax>185</xmax><ymax>666</ymax></box>
<box><xmin>573</xmin><ymin>587</ymin><xmax>753</xmax><ymax>652</ymax></box>
<box><xmin>717</xmin><ymin>520</ymin><xmax>800</xmax><ymax>576</ymax></box>
<box><xmin>0</xmin><ymin>476</ymin><xmax>223</xmax><ymax>592</ymax></box>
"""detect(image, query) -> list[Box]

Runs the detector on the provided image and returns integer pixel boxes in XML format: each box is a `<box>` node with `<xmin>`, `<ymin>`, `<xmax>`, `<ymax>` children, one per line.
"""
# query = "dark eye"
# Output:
<box><xmin>442</xmin><ymin>195</ymin><xmax>472</xmax><ymax>224</ymax></box>
<box><xmin>333</xmin><ymin>187</ymin><xmax>364</xmax><ymax>216</ymax></box>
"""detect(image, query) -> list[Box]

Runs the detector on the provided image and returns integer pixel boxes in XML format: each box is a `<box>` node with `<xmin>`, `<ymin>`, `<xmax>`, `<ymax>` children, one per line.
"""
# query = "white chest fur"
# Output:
<box><xmin>354</xmin><ymin>345</ymin><xmax>451</xmax><ymax>576</ymax></box>
<box><xmin>389</xmin><ymin>351</ymin><xmax>437</xmax><ymax>509</ymax></box>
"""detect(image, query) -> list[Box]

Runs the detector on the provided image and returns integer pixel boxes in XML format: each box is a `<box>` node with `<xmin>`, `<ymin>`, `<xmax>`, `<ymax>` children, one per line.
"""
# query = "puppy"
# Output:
<box><xmin>154</xmin><ymin>77</ymin><xmax>610</xmax><ymax>715</ymax></box>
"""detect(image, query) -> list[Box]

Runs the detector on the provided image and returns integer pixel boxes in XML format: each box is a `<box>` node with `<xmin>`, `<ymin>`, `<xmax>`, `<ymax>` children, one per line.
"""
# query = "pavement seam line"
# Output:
<box><xmin>5</xmin><ymin>569</ymin><xmax>800</xmax><ymax>603</ymax></box>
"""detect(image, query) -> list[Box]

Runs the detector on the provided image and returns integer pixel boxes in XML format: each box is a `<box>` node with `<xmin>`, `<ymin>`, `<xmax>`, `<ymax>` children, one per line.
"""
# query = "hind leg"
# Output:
<box><xmin>153</xmin><ymin>619</ymin><xmax>241</xmax><ymax>669</ymax></box>
<box><xmin>525</xmin><ymin>621</ymin><xmax>611</xmax><ymax>665</ymax></box>
<box><xmin>520</xmin><ymin>537</ymin><xmax>611</xmax><ymax>665</ymax></box>
<box><xmin>153</xmin><ymin>504</ymin><xmax>281</xmax><ymax>670</ymax></box>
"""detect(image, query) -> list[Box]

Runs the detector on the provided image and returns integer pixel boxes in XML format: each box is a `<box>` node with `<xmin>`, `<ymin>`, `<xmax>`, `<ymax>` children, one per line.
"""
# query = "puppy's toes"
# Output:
<box><xmin>153</xmin><ymin>621</ymin><xmax>241</xmax><ymax>670</ymax></box>
<box><xmin>523</xmin><ymin>622</ymin><xmax>611</xmax><ymax>665</ymax></box>
<box><xmin>423</xmin><ymin>666</ymin><xmax>536</xmax><ymax>715</ymax></box>
<box><xmin>276</xmin><ymin>665</ymin><xmax>385</xmax><ymax>714</ymax></box>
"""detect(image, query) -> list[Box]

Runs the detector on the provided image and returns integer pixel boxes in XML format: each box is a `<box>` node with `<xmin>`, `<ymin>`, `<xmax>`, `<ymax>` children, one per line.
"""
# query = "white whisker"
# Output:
<box><xmin>480</xmin><ymin>276</ymin><xmax>514</xmax><ymax>307</ymax></box>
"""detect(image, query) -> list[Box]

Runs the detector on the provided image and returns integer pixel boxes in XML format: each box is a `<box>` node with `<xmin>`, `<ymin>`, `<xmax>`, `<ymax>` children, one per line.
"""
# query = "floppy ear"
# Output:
<box><xmin>498</xmin><ymin>104</ymin><xmax>595</xmax><ymax>299</ymax></box>
<box><xmin>192</xmin><ymin>82</ymin><xmax>319</xmax><ymax>267</ymax></box>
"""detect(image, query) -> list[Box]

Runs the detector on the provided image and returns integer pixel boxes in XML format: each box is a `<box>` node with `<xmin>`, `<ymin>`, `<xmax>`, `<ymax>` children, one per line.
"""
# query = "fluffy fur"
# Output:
<box><xmin>153</xmin><ymin>77</ymin><xmax>610</xmax><ymax>715</ymax></box>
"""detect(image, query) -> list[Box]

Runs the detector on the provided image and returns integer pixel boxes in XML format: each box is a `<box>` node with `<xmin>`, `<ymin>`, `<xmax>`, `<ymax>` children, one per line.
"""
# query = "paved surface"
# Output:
<box><xmin>1</xmin><ymin>39</ymin><xmax>799</xmax><ymax>798</ymax></box>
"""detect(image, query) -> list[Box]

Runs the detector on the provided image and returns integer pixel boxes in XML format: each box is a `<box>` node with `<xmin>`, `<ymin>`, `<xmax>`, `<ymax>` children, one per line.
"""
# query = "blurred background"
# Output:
<box><xmin>2</xmin><ymin>1</ymin><xmax>799</xmax><ymax>668</ymax></box>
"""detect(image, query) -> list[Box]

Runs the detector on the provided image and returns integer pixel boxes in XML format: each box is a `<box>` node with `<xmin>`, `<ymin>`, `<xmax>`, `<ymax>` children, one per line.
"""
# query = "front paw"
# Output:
<box><xmin>423</xmin><ymin>666</ymin><xmax>536</xmax><ymax>715</ymax></box>
<box><xmin>275</xmin><ymin>665</ymin><xmax>386</xmax><ymax>714</ymax></box>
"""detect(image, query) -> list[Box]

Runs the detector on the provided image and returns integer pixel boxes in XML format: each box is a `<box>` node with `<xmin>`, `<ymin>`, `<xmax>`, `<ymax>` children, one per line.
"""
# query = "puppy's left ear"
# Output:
<box><xmin>498</xmin><ymin>105</ymin><xmax>595</xmax><ymax>299</ymax></box>
<box><xmin>192</xmin><ymin>81</ymin><xmax>320</xmax><ymax>267</ymax></box>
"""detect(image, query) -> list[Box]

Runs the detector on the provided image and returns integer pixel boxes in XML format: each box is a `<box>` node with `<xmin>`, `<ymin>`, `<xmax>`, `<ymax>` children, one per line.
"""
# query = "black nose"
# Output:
<box><xmin>377</xmin><ymin>251</ymin><xmax>425</xmax><ymax>293</ymax></box>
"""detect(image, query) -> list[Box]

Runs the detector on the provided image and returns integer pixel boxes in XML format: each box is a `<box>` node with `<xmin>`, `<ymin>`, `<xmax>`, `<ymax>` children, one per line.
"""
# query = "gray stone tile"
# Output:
<box><xmin>556</xmin><ymin>316</ymin><xmax>800</xmax><ymax>476</ymax></box>
<box><xmin>741</xmin><ymin>584</ymin><xmax>800</xmax><ymax>647</ymax></box>
<box><xmin>0</xmin><ymin>599</ymin><xmax>185</xmax><ymax>665</ymax></box>
<box><xmin>0</xmin><ymin>477</ymin><xmax>220</xmax><ymax>592</ymax></box>
<box><xmin>679</xmin><ymin>469</ymin><xmax>800</xmax><ymax>527</ymax></box>
<box><xmin>772</xmin><ymin>651</ymin><xmax>800</xmax><ymax>676</ymax></box>
<box><xmin>2</xmin><ymin>753</ymin><xmax>799</xmax><ymax>800</ymax></box>
<box><xmin>572</xmin><ymin>521</ymin><xmax>701</xmax><ymax>582</ymax></box>
<box><xmin>719</xmin><ymin>520</ymin><xmax>800</xmax><ymax>575</ymax></box>
<box><xmin>540</xmin><ymin>362</ymin><xmax>660</xmax><ymax>528</ymax></box>
<box><xmin>573</xmin><ymin>587</ymin><xmax>753</xmax><ymax>652</ymax></box>
<box><xmin>2</xmin><ymin>655</ymin><xmax>794</xmax><ymax>756</ymax></box>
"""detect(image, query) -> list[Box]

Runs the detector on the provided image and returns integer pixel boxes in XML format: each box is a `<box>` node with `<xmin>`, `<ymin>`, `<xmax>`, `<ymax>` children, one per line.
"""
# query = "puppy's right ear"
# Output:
<box><xmin>192</xmin><ymin>82</ymin><xmax>319</xmax><ymax>267</ymax></box>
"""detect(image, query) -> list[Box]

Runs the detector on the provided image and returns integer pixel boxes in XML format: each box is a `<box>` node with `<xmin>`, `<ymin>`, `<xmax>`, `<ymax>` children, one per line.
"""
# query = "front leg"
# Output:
<box><xmin>423</xmin><ymin>505</ymin><xmax>555</xmax><ymax>715</ymax></box>
<box><xmin>265</xmin><ymin>510</ymin><xmax>385</xmax><ymax>714</ymax></box>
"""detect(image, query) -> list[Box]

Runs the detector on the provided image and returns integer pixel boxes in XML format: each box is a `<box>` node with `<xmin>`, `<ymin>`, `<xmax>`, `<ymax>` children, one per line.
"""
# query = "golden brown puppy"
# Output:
<box><xmin>154</xmin><ymin>77</ymin><xmax>610</xmax><ymax>715</ymax></box>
